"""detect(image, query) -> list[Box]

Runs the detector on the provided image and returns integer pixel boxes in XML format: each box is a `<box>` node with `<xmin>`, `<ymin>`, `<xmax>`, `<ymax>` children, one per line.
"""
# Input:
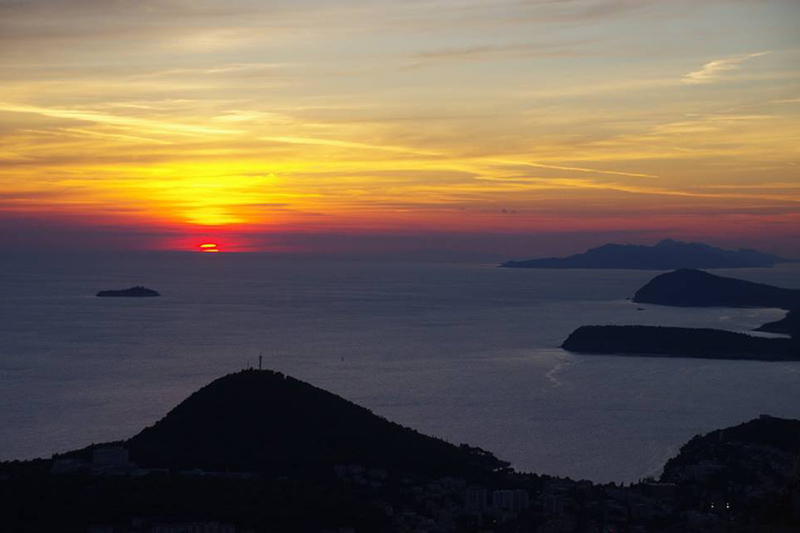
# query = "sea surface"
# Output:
<box><xmin>1</xmin><ymin>252</ymin><xmax>799</xmax><ymax>483</ymax></box>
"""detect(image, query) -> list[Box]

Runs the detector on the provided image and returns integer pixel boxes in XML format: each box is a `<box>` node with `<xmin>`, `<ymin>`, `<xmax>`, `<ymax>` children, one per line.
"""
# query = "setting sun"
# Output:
<box><xmin>199</xmin><ymin>243</ymin><xmax>220</xmax><ymax>253</ymax></box>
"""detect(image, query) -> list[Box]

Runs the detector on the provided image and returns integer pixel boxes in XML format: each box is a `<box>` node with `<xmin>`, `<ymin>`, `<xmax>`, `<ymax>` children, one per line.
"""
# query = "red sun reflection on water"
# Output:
<box><xmin>199</xmin><ymin>243</ymin><xmax>220</xmax><ymax>253</ymax></box>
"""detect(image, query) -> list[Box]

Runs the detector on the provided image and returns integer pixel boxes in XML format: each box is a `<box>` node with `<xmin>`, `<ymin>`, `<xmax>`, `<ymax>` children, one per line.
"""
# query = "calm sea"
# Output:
<box><xmin>1</xmin><ymin>252</ymin><xmax>798</xmax><ymax>483</ymax></box>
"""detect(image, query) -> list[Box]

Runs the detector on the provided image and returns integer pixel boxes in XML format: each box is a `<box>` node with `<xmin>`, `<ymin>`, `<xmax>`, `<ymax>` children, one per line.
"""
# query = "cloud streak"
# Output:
<box><xmin>0</xmin><ymin>103</ymin><xmax>241</xmax><ymax>137</ymax></box>
<box><xmin>682</xmin><ymin>51</ymin><xmax>771</xmax><ymax>85</ymax></box>
<box><xmin>404</xmin><ymin>41</ymin><xmax>587</xmax><ymax>68</ymax></box>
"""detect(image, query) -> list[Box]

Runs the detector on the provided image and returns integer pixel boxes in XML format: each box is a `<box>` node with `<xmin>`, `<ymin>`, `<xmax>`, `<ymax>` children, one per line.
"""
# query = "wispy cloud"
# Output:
<box><xmin>0</xmin><ymin>102</ymin><xmax>241</xmax><ymax>137</ymax></box>
<box><xmin>474</xmin><ymin>175</ymin><xmax>800</xmax><ymax>203</ymax></box>
<box><xmin>405</xmin><ymin>41</ymin><xmax>586</xmax><ymax>68</ymax></box>
<box><xmin>483</xmin><ymin>158</ymin><xmax>658</xmax><ymax>179</ymax></box>
<box><xmin>260</xmin><ymin>136</ymin><xmax>442</xmax><ymax>157</ymax></box>
<box><xmin>682</xmin><ymin>51</ymin><xmax>771</xmax><ymax>85</ymax></box>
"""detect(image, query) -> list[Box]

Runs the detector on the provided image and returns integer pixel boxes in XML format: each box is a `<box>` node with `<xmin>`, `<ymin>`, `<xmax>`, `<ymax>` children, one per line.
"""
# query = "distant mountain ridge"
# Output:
<box><xmin>501</xmin><ymin>239</ymin><xmax>787</xmax><ymax>270</ymax></box>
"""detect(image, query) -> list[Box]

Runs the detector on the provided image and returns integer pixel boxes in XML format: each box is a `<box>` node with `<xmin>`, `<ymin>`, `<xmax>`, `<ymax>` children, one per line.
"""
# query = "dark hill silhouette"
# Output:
<box><xmin>663</xmin><ymin>416</ymin><xmax>800</xmax><ymax>474</ymax></box>
<box><xmin>501</xmin><ymin>239</ymin><xmax>786</xmax><ymax>270</ymax></box>
<box><xmin>123</xmin><ymin>370</ymin><xmax>508</xmax><ymax>477</ymax></box>
<box><xmin>96</xmin><ymin>286</ymin><xmax>160</xmax><ymax>297</ymax></box>
<box><xmin>632</xmin><ymin>269</ymin><xmax>800</xmax><ymax>309</ymax></box>
<box><xmin>661</xmin><ymin>415</ymin><xmax>800</xmax><ymax>488</ymax></box>
<box><xmin>561</xmin><ymin>325</ymin><xmax>798</xmax><ymax>361</ymax></box>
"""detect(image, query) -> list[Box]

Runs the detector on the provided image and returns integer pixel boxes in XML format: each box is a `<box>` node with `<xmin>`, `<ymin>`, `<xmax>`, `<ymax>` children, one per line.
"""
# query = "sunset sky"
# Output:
<box><xmin>1</xmin><ymin>0</ymin><xmax>799</xmax><ymax>256</ymax></box>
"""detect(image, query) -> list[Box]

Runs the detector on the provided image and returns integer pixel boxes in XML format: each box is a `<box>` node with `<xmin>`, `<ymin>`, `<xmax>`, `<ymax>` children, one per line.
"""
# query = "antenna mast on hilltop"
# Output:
<box><xmin>259</xmin><ymin>352</ymin><xmax>263</xmax><ymax>371</ymax></box>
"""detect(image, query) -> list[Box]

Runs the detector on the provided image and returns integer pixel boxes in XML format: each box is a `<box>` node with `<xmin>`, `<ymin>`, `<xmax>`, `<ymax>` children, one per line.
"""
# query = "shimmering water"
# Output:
<box><xmin>1</xmin><ymin>252</ymin><xmax>798</xmax><ymax>482</ymax></box>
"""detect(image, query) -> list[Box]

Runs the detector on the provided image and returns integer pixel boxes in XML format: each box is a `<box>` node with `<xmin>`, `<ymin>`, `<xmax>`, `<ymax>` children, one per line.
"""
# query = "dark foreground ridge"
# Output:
<box><xmin>658</xmin><ymin>415</ymin><xmax>800</xmax><ymax>527</ymax></box>
<box><xmin>561</xmin><ymin>325</ymin><xmax>799</xmax><ymax>361</ymax></box>
<box><xmin>662</xmin><ymin>415</ymin><xmax>800</xmax><ymax>484</ymax></box>
<box><xmin>2</xmin><ymin>370</ymin><xmax>799</xmax><ymax>532</ymax></box>
<box><xmin>633</xmin><ymin>269</ymin><xmax>800</xmax><ymax>309</ymax></box>
<box><xmin>96</xmin><ymin>286</ymin><xmax>161</xmax><ymax>297</ymax></box>
<box><xmin>501</xmin><ymin>238</ymin><xmax>787</xmax><ymax>270</ymax></box>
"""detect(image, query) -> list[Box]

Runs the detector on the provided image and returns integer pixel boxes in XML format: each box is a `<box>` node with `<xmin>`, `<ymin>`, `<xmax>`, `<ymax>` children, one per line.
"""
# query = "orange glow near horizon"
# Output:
<box><xmin>0</xmin><ymin>1</ymin><xmax>798</xmax><ymax>255</ymax></box>
<box><xmin>200</xmin><ymin>243</ymin><xmax>220</xmax><ymax>253</ymax></box>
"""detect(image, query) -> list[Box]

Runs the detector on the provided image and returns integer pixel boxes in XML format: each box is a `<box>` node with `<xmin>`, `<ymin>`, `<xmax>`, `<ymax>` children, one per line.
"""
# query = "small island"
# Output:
<box><xmin>632</xmin><ymin>269</ymin><xmax>800</xmax><ymax>309</ymax></box>
<box><xmin>561</xmin><ymin>325</ymin><xmax>798</xmax><ymax>361</ymax></box>
<box><xmin>756</xmin><ymin>309</ymin><xmax>800</xmax><ymax>336</ymax></box>
<box><xmin>96</xmin><ymin>286</ymin><xmax>161</xmax><ymax>298</ymax></box>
